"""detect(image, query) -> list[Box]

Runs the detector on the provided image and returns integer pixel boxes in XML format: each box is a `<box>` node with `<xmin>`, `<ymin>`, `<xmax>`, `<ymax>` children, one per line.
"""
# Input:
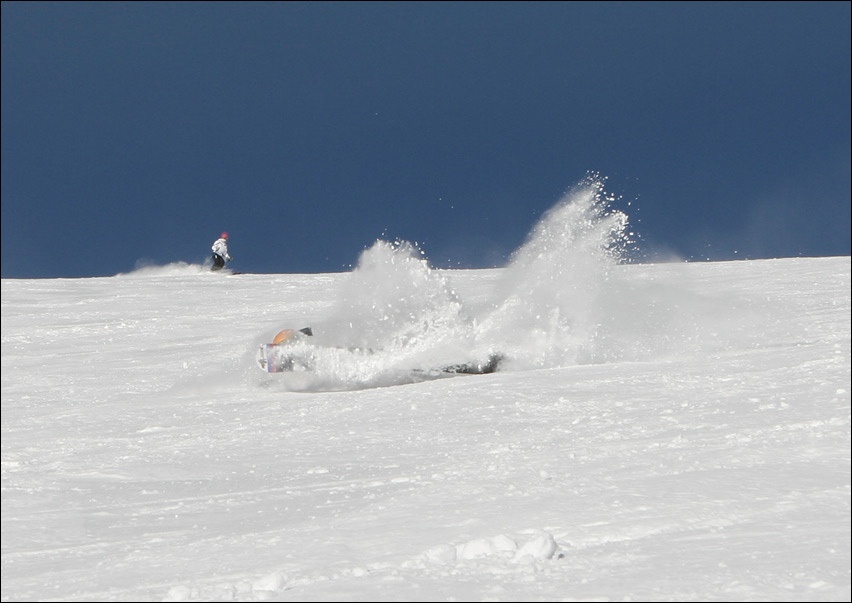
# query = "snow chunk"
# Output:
<box><xmin>456</xmin><ymin>534</ymin><xmax>518</xmax><ymax>560</ymax></box>
<box><xmin>253</xmin><ymin>571</ymin><xmax>286</xmax><ymax>592</ymax></box>
<box><xmin>514</xmin><ymin>532</ymin><xmax>559</xmax><ymax>562</ymax></box>
<box><xmin>423</xmin><ymin>543</ymin><xmax>457</xmax><ymax>564</ymax></box>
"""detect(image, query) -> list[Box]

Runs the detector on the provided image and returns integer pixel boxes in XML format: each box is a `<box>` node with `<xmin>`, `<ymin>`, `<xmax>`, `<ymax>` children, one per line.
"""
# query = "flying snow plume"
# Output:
<box><xmin>319</xmin><ymin>240</ymin><xmax>471</xmax><ymax>351</ymax></box>
<box><xmin>473</xmin><ymin>173</ymin><xmax>757</xmax><ymax>368</ymax></box>
<box><xmin>476</xmin><ymin>173</ymin><xmax>630</xmax><ymax>368</ymax></box>
<box><xmin>291</xmin><ymin>240</ymin><xmax>479</xmax><ymax>389</ymax></box>
<box><xmin>262</xmin><ymin>172</ymin><xmax>751</xmax><ymax>391</ymax></box>
<box><xmin>119</xmin><ymin>261</ymin><xmax>216</xmax><ymax>277</ymax></box>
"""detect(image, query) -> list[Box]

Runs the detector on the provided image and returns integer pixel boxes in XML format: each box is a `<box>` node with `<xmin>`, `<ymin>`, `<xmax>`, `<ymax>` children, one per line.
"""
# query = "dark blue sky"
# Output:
<box><xmin>2</xmin><ymin>1</ymin><xmax>850</xmax><ymax>278</ymax></box>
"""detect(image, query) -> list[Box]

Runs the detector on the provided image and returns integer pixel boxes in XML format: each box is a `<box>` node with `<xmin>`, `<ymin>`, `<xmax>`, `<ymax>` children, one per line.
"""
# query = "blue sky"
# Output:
<box><xmin>2</xmin><ymin>1</ymin><xmax>850</xmax><ymax>278</ymax></box>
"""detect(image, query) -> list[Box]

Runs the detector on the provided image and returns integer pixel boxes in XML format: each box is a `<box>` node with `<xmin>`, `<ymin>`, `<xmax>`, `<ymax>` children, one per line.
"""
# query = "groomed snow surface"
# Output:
<box><xmin>3</xmin><ymin>182</ymin><xmax>850</xmax><ymax>602</ymax></box>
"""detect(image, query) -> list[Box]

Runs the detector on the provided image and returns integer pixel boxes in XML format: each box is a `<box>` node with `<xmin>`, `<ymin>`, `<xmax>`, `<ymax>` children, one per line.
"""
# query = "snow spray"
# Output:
<box><xmin>294</xmin><ymin>173</ymin><xmax>651</xmax><ymax>389</ymax></box>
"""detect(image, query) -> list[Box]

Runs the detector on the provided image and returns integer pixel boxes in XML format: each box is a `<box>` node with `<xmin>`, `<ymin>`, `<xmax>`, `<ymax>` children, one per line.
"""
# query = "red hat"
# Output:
<box><xmin>221</xmin><ymin>232</ymin><xmax>228</xmax><ymax>239</ymax></box>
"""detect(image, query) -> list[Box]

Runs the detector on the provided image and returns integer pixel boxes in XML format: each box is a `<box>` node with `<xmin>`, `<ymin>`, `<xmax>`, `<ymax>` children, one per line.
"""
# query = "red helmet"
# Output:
<box><xmin>221</xmin><ymin>232</ymin><xmax>228</xmax><ymax>239</ymax></box>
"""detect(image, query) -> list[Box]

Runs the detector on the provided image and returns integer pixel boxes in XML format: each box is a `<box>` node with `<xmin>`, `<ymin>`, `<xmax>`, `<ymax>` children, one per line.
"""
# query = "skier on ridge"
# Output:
<box><xmin>211</xmin><ymin>232</ymin><xmax>232</xmax><ymax>271</ymax></box>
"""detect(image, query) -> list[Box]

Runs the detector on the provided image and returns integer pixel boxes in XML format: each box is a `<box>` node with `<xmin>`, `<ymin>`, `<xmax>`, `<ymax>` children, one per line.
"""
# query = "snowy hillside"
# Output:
<box><xmin>2</xmin><ymin>180</ymin><xmax>850</xmax><ymax>602</ymax></box>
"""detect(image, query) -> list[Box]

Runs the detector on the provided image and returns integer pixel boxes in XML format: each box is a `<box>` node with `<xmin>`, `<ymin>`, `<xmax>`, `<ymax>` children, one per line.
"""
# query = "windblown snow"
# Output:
<box><xmin>2</xmin><ymin>176</ymin><xmax>849</xmax><ymax>602</ymax></box>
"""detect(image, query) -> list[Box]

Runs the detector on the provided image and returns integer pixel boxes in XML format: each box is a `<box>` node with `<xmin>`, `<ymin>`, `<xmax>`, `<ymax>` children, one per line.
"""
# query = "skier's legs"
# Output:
<box><xmin>211</xmin><ymin>254</ymin><xmax>225</xmax><ymax>271</ymax></box>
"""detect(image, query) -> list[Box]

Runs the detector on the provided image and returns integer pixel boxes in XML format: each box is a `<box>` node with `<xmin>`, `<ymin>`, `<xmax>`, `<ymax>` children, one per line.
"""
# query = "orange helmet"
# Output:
<box><xmin>272</xmin><ymin>329</ymin><xmax>294</xmax><ymax>345</ymax></box>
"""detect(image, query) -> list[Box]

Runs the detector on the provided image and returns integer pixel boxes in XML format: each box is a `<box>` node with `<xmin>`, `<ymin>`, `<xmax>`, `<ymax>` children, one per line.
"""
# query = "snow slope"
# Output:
<box><xmin>2</xmin><ymin>179</ymin><xmax>850</xmax><ymax>602</ymax></box>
